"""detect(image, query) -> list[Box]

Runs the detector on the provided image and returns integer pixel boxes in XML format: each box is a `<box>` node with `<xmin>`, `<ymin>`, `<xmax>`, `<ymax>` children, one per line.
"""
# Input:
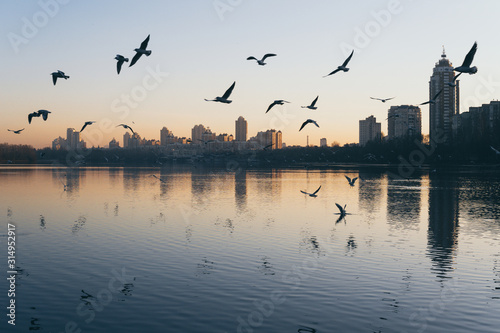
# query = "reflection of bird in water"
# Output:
<box><xmin>345</xmin><ymin>175</ymin><xmax>358</xmax><ymax>187</ymax></box>
<box><xmin>346</xmin><ymin>235</ymin><xmax>357</xmax><ymax>251</ymax></box>
<box><xmin>335</xmin><ymin>203</ymin><xmax>350</xmax><ymax>224</ymax></box>
<box><xmin>300</xmin><ymin>185</ymin><xmax>321</xmax><ymax>197</ymax></box>
<box><xmin>40</xmin><ymin>215</ymin><xmax>46</xmax><ymax>229</ymax></box>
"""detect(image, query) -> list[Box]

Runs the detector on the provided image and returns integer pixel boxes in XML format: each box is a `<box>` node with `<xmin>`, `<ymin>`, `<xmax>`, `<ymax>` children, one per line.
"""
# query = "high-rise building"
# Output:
<box><xmin>276</xmin><ymin>131</ymin><xmax>282</xmax><ymax>149</ymax></box>
<box><xmin>359</xmin><ymin>115</ymin><xmax>381</xmax><ymax>146</ymax></box>
<box><xmin>191</xmin><ymin>124</ymin><xmax>206</xmax><ymax>143</ymax></box>
<box><xmin>123</xmin><ymin>132</ymin><xmax>131</xmax><ymax>148</ymax></box>
<box><xmin>109</xmin><ymin>138</ymin><xmax>119</xmax><ymax>148</ymax></box>
<box><xmin>429</xmin><ymin>48</ymin><xmax>459</xmax><ymax>144</ymax></box>
<box><xmin>66</xmin><ymin>128</ymin><xmax>75</xmax><ymax>148</ymax></box>
<box><xmin>160</xmin><ymin>127</ymin><xmax>173</xmax><ymax>146</ymax></box>
<box><xmin>320</xmin><ymin>138</ymin><xmax>327</xmax><ymax>147</ymax></box>
<box><xmin>235</xmin><ymin>116</ymin><xmax>247</xmax><ymax>142</ymax></box>
<box><xmin>388</xmin><ymin>105</ymin><xmax>422</xmax><ymax>140</ymax></box>
<box><xmin>253</xmin><ymin>129</ymin><xmax>282</xmax><ymax>149</ymax></box>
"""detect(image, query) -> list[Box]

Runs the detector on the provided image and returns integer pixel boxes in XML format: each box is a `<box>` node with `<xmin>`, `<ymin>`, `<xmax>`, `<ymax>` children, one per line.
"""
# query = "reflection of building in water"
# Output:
<box><xmin>234</xmin><ymin>170</ymin><xmax>247</xmax><ymax>212</ymax></box>
<box><xmin>386</xmin><ymin>178</ymin><xmax>422</xmax><ymax>230</ymax></box>
<box><xmin>427</xmin><ymin>175</ymin><xmax>459</xmax><ymax>280</ymax></box>
<box><xmin>357</xmin><ymin>171</ymin><xmax>384</xmax><ymax>217</ymax></box>
<box><xmin>254</xmin><ymin>169</ymin><xmax>282</xmax><ymax>201</ymax></box>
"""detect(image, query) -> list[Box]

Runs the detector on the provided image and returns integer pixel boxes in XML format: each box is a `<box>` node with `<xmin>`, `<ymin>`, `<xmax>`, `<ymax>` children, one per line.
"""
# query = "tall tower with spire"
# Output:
<box><xmin>429</xmin><ymin>47</ymin><xmax>460</xmax><ymax>144</ymax></box>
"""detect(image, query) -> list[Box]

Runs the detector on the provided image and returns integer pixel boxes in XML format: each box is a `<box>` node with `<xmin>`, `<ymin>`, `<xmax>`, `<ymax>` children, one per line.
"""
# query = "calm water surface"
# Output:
<box><xmin>1</xmin><ymin>166</ymin><xmax>499</xmax><ymax>332</ymax></box>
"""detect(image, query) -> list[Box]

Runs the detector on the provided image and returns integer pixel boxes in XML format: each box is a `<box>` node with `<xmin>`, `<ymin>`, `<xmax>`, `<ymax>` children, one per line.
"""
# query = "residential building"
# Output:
<box><xmin>359</xmin><ymin>116</ymin><xmax>381</xmax><ymax>146</ymax></box>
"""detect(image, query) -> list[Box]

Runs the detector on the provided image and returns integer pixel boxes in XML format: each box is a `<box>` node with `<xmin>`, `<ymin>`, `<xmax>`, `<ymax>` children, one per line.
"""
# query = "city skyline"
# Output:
<box><xmin>2</xmin><ymin>1</ymin><xmax>500</xmax><ymax>149</ymax></box>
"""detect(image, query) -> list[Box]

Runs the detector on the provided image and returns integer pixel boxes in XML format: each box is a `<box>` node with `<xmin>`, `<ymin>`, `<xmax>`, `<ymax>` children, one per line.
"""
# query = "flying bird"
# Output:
<box><xmin>151</xmin><ymin>175</ymin><xmax>166</xmax><ymax>183</ymax></box>
<box><xmin>324</xmin><ymin>50</ymin><xmax>354</xmax><ymax>77</ymax></box>
<box><xmin>116</xmin><ymin>124</ymin><xmax>135</xmax><ymax>134</ymax></box>
<box><xmin>204</xmin><ymin>81</ymin><xmax>236</xmax><ymax>104</ymax></box>
<box><xmin>247</xmin><ymin>53</ymin><xmax>277</xmax><ymax>66</ymax></box>
<box><xmin>7</xmin><ymin>128</ymin><xmax>24</xmax><ymax>134</ymax></box>
<box><xmin>51</xmin><ymin>70</ymin><xmax>69</xmax><ymax>85</ymax></box>
<box><xmin>300</xmin><ymin>185</ymin><xmax>321</xmax><ymax>197</ymax></box>
<box><xmin>420</xmin><ymin>89</ymin><xmax>443</xmax><ymax>105</ymax></box>
<box><xmin>446</xmin><ymin>73</ymin><xmax>462</xmax><ymax>87</ymax></box>
<box><xmin>345</xmin><ymin>175</ymin><xmax>358</xmax><ymax>187</ymax></box>
<box><xmin>454</xmin><ymin>42</ymin><xmax>478</xmax><ymax>74</ymax></box>
<box><xmin>301</xmin><ymin>96</ymin><xmax>319</xmax><ymax>110</ymax></box>
<box><xmin>28</xmin><ymin>110</ymin><xmax>51</xmax><ymax>124</ymax></box>
<box><xmin>370</xmin><ymin>97</ymin><xmax>395</xmax><ymax>103</ymax></box>
<box><xmin>299</xmin><ymin>119</ymin><xmax>319</xmax><ymax>131</ymax></box>
<box><xmin>114</xmin><ymin>54</ymin><xmax>129</xmax><ymax>74</ymax></box>
<box><xmin>334</xmin><ymin>203</ymin><xmax>349</xmax><ymax>216</ymax></box>
<box><xmin>80</xmin><ymin>121</ymin><xmax>96</xmax><ymax>132</ymax></box>
<box><xmin>266</xmin><ymin>100</ymin><xmax>290</xmax><ymax>113</ymax></box>
<box><xmin>129</xmin><ymin>35</ymin><xmax>152</xmax><ymax>67</ymax></box>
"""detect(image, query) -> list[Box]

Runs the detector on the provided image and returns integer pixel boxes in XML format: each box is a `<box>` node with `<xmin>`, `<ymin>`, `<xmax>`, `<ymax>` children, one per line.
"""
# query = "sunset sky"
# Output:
<box><xmin>2</xmin><ymin>0</ymin><xmax>500</xmax><ymax>148</ymax></box>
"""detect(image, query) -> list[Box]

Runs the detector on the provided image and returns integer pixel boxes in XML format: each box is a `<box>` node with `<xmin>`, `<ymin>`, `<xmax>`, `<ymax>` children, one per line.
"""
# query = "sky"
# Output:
<box><xmin>1</xmin><ymin>0</ymin><xmax>500</xmax><ymax>149</ymax></box>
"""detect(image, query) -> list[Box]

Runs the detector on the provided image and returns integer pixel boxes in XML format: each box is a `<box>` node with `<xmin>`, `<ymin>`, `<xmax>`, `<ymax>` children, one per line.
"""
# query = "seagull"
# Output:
<box><xmin>299</xmin><ymin>119</ymin><xmax>319</xmax><ymax>131</ymax></box>
<box><xmin>266</xmin><ymin>100</ymin><xmax>290</xmax><ymax>113</ymax></box>
<box><xmin>454</xmin><ymin>42</ymin><xmax>478</xmax><ymax>74</ymax></box>
<box><xmin>324</xmin><ymin>50</ymin><xmax>354</xmax><ymax>77</ymax></box>
<box><xmin>204</xmin><ymin>81</ymin><xmax>236</xmax><ymax>104</ymax></box>
<box><xmin>51</xmin><ymin>70</ymin><xmax>69</xmax><ymax>85</ymax></box>
<box><xmin>151</xmin><ymin>175</ymin><xmax>166</xmax><ymax>183</ymax></box>
<box><xmin>116</xmin><ymin>124</ymin><xmax>135</xmax><ymax>134</ymax></box>
<box><xmin>420</xmin><ymin>89</ymin><xmax>443</xmax><ymax>105</ymax></box>
<box><xmin>334</xmin><ymin>203</ymin><xmax>349</xmax><ymax>216</ymax></box>
<box><xmin>28</xmin><ymin>111</ymin><xmax>41</xmax><ymax>124</ymax></box>
<box><xmin>80</xmin><ymin>121</ymin><xmax>96</xmax><ymax>132</ymax></box>
<box><xmin>491</xmin><ymin>146</ymin><xmax>500</xmax><ymax>155</ymax></box>
<box><xmin>28</xmin><ymin>110</ymin><xmax>51</xmax><ymax>124</ymax></box>
<box><xmin>300</xmin><ymin>185</ymin><xmax>321</xmax><ymax>197</ymax></box>
<box><xmin>7</xmin><ymin>128</ymin><xmax>25</xmax><ymax>134</ymax></box>
<box><xmin>370</xmin><ymin>97</ymin><xmax>395</xmax><ymax>103</ymax></box>
<box><xmin>114</xmin><ymin>54</ymin><xmax>129</xmax><ymax>74</ymax></box>
<box><xmin>129</xmin><ymin>35</ymin><xmax>152</xmax><ymax>67</ymax></box>
<box><xmin>345</xmin><ymin>175</ymin><xmax>358</xmax><ymax>186</ymax></box>
<box><xmin>246</xmin><ymin>53</ymin><xmax>276</xmax><ymax>66</ymax></box>
<box><xmin>446</xmin><ymin>73</ymin><xmax>462</xmax><ymax>87</ymax></box>
<box><xmin>301</xmin><ymin>96</ymin><xmax>319</xmax><ymax>110</ymax></box>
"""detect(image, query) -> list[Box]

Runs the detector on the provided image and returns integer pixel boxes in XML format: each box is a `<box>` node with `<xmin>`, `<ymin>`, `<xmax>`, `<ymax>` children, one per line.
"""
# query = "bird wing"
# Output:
<box><xmin>52</xmin><ymin>73</ymin><xmax>57</xmax><ymax>85</ymax></box>
<box><xmin>80</xmin><ymin>123</ymin><xmax>88</xmax><ymax>132</ymax></box>
<box><xmin>419</xmin><ymin>101</ymin><xmax>430</xmax><ymax>105</ymax></box>
<box><xmin>246</xmin><ymin>56</ymin><xmax>257</xmax><ymax>61</ymax></box>
<box><xmin>28</xmin><ymin>113</ymin><xmax>33</xmax><ymax>124</ymax></box>
<box><xmin>491</xmin><ymin>146</ymin><xmax>500</xmax><ymax>154</ymax></box>
<box><xmin>310</xmin><ymin>96</ymin><xmax>319</xmax><ymax>107</ymax></box>
<box><xmin>140</xmin><ymin>34</ymin><xmax>150</xmax><ymax>49</ymax></box>
<box><xmin>452</xmin><ymin>73</ymin><xmax>462</xmax><ymax>82</ymax></box>
<box><xmin>299</xmin><ymin>121</ymin><xmax>308</xmax><ymax>131</ymax></box>
<box><xmin>40</xmin><ymin>111</ymin><xmax>49</xmax><ymax>121</ymax></box>
<box><xmin>266</xmin><ymin>101</ymin><xmax>278</xmax><ymax>113</ymax></box>
<box><xmin>433</xmin><ymin>88</ymin><xmax>443</xmax><ymax>100</ymax></box>
<box><xmin>262</xmin><ymin>53</ymin><xmax>277</xmax><ymax>61</ymax></box>
<box><xmin>335</xmin><ymin>203</ymin><xmax>344</xmax><ymax>213</ymax></box>
<box><xmin>313</xmin><ymin>120</ymin><xmax>320</xmax><ymax>128</ymax></box>
<box><xmin>312</xmin><ymin>185</ymin><xmax>321</xmax><ymax>195</ymax></box>
<box><xmin>370</xmin><ymin>97</ymin><xmax>381</xmax><ymax>101</ymax></box>
<box><xmin>129</xmin><ymin>52</ymin><xmax>142</xmax><ymax>67</ymax></box>
<box><xmin>341</xmin><ymin>50</ymin><xmax>354</xmax><ymax>67</ymax></box>
<box><xmin>116</xmin><ymin>59</ymin><xmax>124</xmax><ymax>74</ymax></box>
<box><xmin>352</xmin><ymin>177</ymin><xmax>358</xmax><ymax>184</ymax></box>
<box><xmin>222</xmin><ymin>81</ymin><xmax>236</xmax><ymax>99</ymax></box>
<box><xmin>300</xmin><ymin>190</ymin><xmax>309</xmax><ymax>195</ymax></box>
<box><xmin>324</xmin><ymin>68</ymin><xmax>340</xmax><ymax>77</ymax></box>
<box><xmin>385</xmin><ymin>97</ymin><xmax>395</xmax><ymax>101</ymax></box>
<box><xmin>345</xmin><ymin>175</ymin><xmax>352</xmax><ymax>183</ymax></box>
<box><xmin>461</xmin><ymin>41</ymin><xmax>477</xmax><ymax>67</ymax></box>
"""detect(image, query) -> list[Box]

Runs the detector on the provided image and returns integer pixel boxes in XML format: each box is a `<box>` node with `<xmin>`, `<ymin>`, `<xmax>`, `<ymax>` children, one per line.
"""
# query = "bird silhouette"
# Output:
<box><xmin>301</xmin><ymin>96</ymin><xmax>319</xmax><ymax>110</ymax></box>
<box><xmin>204</xmin><ymin>81</ymin><xmax>236</xmax><ymax>104</ymax></box>
<box><xmin>299</xmin><ymin>119</ymin><xmax>319</xmax><ymax>131</ymax></box>
<box><xmin>324</xmin><ymin>50</ymin><xmax>354</xmax><ymax>77</ymax></box>
<box><xmin>114</xmin><ymin>54</ymin><xmax>129</xmax><ymax>74</ymax></box>
<box><xmin>247</xmin><ymin>53</ymin><xmax>277</xmax><ymax>65</ymax></box>
<box><xmin>454</xmin><ymin>42</ymin><xmax>478</xmax><ymax>74</ymax></box>
<box><xmin>51</xmin><ymin>70</ymin><xmax>69</xmax><ymax>85</ymax></box>
<box><xmin>129</xmin><ymin>35</ymin><xmax>152</xmax><ymax>67</ymax></box>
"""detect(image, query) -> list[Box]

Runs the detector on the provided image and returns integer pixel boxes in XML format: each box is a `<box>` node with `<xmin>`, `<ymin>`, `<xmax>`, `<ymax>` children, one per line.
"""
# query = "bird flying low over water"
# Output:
<box><xmin>300</xmin><ymin>185</ymin><xmax>321</xmax><ymax>197</ymax></box>
<box><xmin>420</xmin><ymin>89</ymin><xmax>443</xmax><ymax>105</ymax></box>
<box><xmin>324</xmin><ymin>50</ymin><xmax>354</xmax><ymax>77</ymax></box>
<box><xmin>204</xmin><ymin>81</ymin><xmax>236</xmax><ymax>104</ymax></box>
<box><xmin>129</xmin><ymin>35</ymin><xmax>152</xmax><ymax>67</ymax></box>
<box><xmin>51</xmin><ymin>70</ymin><xmax>69</xmax><ymax>85</ymax></box>
<box><xmin>116</xmin><ymin>124</ymin><xmax>135</xmax><ymax>134</ymax></box>
<box><xmin>80</xmin><ymin>121</ymin><xmax>96</xmax><ymax>132</ymax></box>
<box><xmin>28</xmin><ymin>110</ymin><xmax>51</xmax><ymax>124</ymax></box>
<box><xmin>454</xmin><ymin>42</ymin><xmax>478</xmax><ymax>74</ymax></box>
<box><xmin>299</xmin><ymin>119</ymin><xmax>320</xmax><ymax>131</ymax></box>
<box><xmin>247</xmin><ymin>53</ymin><xmax>276</xmax><ymax>66</ymax></box>
<box><xmin>335</xmin><ymin>203</ymin><xmax>349</xmax><ymax>216</ymax></box>
<box><xmin>446</xmin><ymin>73</ymin><xmax>462</xmax><ymax>87</ymax></box>
<box><xmin>115</xmin><ymin>54</ymin><xmax>129</xmax><ymax>74</ymax></box>
<box><xmin>8</xmin><ymin>128</ymin><xmax>25</xmax><ymax>134</ymax></box>
<box><xmin>266</xmin><ymin>100</ymin><xmax>290</xmax><ymax>113</ymax></box>
<box><xmin>301</xmin><ymin>96</ymin><xmax>319</xmax><ymax>110</ymax></box>
<box><xmin>491</xmin><ymin>146</ymin><xmax>500</xmax><ymax>155</ymax></box>
<box><xmin>345</xmin><ymin>175</ymin><xmax>358</xmax><ymax>187</ymax></box>
<box><xmin>370</xmin><ymin>97</ymin><xmax>395</xmax><ymax>103</ymax></box>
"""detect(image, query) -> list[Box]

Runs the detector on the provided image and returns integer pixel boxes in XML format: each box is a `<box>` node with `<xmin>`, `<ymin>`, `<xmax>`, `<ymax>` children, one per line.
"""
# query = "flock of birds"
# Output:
<box><xmin>6</xmin><ymin>37</ymin><xmax>482</xmax><ymax>155</ymax></box>
<box><xmin>301</xmin><ymin>175</ymin><xmax>358</xmax><ymax>223</ymax></box>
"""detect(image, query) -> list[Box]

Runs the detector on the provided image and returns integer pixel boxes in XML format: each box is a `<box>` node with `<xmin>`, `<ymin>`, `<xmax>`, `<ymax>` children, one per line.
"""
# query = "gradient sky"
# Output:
<box><xmin>2</xmin><ymin>0</ymin><xmax>500</xmax><ymax>149</ymax></box>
